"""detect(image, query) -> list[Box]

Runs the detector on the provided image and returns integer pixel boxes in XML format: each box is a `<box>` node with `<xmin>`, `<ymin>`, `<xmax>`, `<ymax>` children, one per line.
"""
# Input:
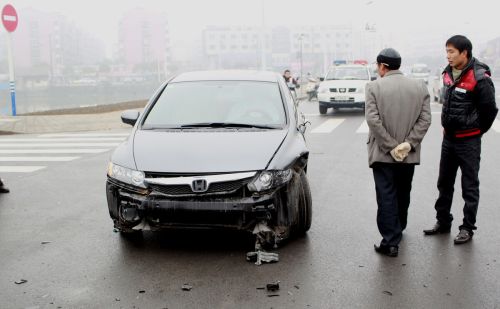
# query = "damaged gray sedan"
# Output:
<box><xmin>106</xmin><ymin>70</ymin><xmax>312</xmax><ymax>246</ymax></box>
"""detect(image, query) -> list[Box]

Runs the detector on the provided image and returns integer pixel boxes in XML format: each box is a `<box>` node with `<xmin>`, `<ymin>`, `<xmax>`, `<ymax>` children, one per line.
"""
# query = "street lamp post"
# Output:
<box><xmin>299</xmin><ymin>33</ymin><xmax>304</xmax><ymax>86</ymax></box>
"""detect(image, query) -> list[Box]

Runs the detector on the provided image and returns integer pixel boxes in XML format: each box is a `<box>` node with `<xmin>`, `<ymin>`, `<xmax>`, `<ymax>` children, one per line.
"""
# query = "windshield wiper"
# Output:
<box><xmin>142</xmin><ymin>124</ymin><xmax>182</xmax><ymax>130</ymax></box>
<box><xmin>180</xmin><ymin>122</ymin><xmax>280</xmax><ymax>129</ymax></box>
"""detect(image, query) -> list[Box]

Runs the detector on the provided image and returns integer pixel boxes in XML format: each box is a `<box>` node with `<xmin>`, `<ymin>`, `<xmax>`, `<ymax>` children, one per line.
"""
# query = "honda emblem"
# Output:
<box><xmin>191</xmin><ymin>179</ymin><xmax>208</xmax><ymax>192</ymax></box>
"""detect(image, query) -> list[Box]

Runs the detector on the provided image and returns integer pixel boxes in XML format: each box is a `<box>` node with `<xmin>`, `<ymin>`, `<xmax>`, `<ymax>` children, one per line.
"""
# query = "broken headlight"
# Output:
<box><xmin>107</xmin><ymin>162</ymin><xmax>146</xmax><ymax>188</ymax></box>
<box><xmin>247</xmin><ymin>169</ymin><xmax>293</xmax><ymax>192</ymax></box>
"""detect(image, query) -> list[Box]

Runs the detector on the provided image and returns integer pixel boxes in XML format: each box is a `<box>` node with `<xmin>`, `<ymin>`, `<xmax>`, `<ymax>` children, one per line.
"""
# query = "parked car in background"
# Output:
<box><xmin>432</xmin><ymin>68</ymin><xmax>445</xmax><ymax>103</ymax></box>
<box><xmin>317</xmin><ymin>64</ymin><xmax>374</xmax><ymax>114</ymax></box>
<box><xmin>106</xmin><ymin>70</ymin><xmax>312</xmax><ymax>245</ymax></box>
<box><xmin>410</xmin><ymin>63</ymin><xmax>430</xmax><ymax>85</ymax></box>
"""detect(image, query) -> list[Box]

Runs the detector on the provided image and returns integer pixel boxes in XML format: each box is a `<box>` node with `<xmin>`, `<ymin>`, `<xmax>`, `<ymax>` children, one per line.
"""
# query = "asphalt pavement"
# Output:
<box><xmin>0</xmin><ymin>98</ymin><xmax>500</xmax><ymax>308</ymax></box>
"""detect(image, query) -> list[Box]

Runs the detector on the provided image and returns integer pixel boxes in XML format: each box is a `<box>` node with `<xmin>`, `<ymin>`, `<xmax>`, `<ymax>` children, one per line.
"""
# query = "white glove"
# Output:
<box><xmin>390</xmin><ymin>147</ymin><xmax>404</xmax><ymax>162</ymax></box>
<box><xmin>395</xmin><ymin>142</ymin><xmax>411</xmax><ymax>159</ymax></box>
<box><xmin>390</xmin><ymin>142</ymin><xmax>411</xmax><ymax>162</ymax></box>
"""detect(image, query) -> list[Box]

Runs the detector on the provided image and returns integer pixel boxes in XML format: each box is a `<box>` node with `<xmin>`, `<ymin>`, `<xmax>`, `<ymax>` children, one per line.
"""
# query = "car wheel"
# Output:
<box><xmin>319</xmin><ymin>105</ymin><xmax>327</xmax><ymax>115</ymax></box>
<box><xmin>296</xmin><ymin>170</ymin><xmax>312</xmax><ymax>234</ymax></box>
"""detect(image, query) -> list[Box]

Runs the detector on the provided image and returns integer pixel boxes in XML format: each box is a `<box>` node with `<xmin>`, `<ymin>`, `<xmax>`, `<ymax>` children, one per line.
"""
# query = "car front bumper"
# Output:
<box><xmin>106</xmin><ymin>178</ymin><xmax>281</xmax><ymax>231</ymax></box>
<box><xmin>318</xmin><ymin>100</ymin><xmax>365</xmax><ymax>109</ymax></box>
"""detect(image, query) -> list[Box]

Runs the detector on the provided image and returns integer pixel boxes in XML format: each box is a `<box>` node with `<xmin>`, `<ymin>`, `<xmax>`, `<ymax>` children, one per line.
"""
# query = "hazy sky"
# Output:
<box><xmin>3</xmin><ymin>0</ymin><xmax>500</xmax><ymax>59</ymax></box>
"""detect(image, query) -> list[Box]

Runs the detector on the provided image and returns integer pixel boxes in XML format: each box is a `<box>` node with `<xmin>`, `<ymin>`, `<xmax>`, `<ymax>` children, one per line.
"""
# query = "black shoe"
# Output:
<box><xmin>454</xmin><ymin>229</ymin><xmax>473</xmax><ymax>244</ymax></box>
<box><xmin>423</xmin><ymin>222</ymin><xmax>451</xmax><ymax>235</ymax></box>
<box><xmin>374</xmin><ymin>244</ymin><xmax>398</xmax><ymax>257</ymax></box>
<box><xmin>0</xmin><ymin>184</ymin><xmax>9</xmax><ymax>194</ymax></box>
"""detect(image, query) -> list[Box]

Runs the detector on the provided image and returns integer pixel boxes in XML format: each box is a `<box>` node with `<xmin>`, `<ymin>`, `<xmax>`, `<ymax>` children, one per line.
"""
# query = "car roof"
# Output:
<box><xmin>170</xmin><ymin>70</ymin><xmax>280</xmax><ymax>83</ymax></box>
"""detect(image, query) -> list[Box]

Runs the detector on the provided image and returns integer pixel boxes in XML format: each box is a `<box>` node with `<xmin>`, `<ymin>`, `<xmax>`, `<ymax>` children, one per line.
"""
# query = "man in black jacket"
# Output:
<box><xmin>424</xmin><ymin>35</ymin><xmax>498</xmax><ymax>244</ymax></box>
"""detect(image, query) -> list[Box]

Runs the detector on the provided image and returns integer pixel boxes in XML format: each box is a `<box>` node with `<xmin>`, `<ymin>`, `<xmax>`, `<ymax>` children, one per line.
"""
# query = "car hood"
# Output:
<box><xmin>133</xmin><ymin>129</ymin><xmax>288</xmax><ymax>173</ymax></box>
<box><xmin>319</xmin><ymin>80</ymin><xmax>369</xmax><ymax>88</ymax></box>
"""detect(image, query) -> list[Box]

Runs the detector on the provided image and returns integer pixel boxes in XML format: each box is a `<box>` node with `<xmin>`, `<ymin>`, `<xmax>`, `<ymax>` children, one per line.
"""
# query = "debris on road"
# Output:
<box><xmin>246</xmin><ymin>250</ymin><xmax>279</xmax><ymax>265</ymax></box>
<box><xmin>14</xmin><ymin>279</ymin><xmax>28</xmax><ymax>285</ymax></box>
<box><xmin>266</xmin><ymin>281</ymin><xmax>280</xmax><ymax>292</ymax></box>
<box><xmin>267</xmin><ymin>294</ymin><xmax>280</xmax><ymax>297</ymax></box>
<box><xmin>182</xmin><ymin>284</ymin><xmax>193</xmax><ymax>291</ymax></box>
<box><xmin>41</xmin><ymin>241</ymin><xmax>52</xmax><ymax>245</ymax></box>
<box><xmin>115</xmin><ymin>298</ymin><xmax>120</xmax><ymax>301</ymax></box>
<box><xmin>383</xmin><ymin>290</ymin><xmax>393</xmax><ymax>296</ymax></box>
<box><xmin>138</xmin><ymin>290</ymin><xmax>145</xmax><ymax>294</ymax></box>
<box><xmin>294</xmin><ymin>285</ymin><xmax>300</xmax><ymax>289</ymax></box>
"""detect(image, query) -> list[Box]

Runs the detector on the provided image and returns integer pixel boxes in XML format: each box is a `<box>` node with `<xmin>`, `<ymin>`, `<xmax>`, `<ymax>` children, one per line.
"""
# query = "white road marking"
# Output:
<box><xmin>39</xmin><ymin>133</ymin><xmax>130</xmax><ymax>138</ymax></box>
<box><xmin>0</xmin><ymin>156</ymin><xmax>79</xmax><ymax>162</ymax></box>
<box><xmin>0</xmin><ymin>166</ymin><xmax>45</xmax><ymax>173</ymax></box>
<box><xmin>0</xmin><ymin>143</ymin><xmax>120</xmax><ymax>148</ymax></box>
<box><xmin>311</xmin><ymin>118</ymin><xmax>345</xmax><ymax>133</ymax></box>
<box><xmin>0</xmin><ymin>138</ymin><xmax>125</xmax><ymax>142</ymax></box>
<box><xmin>492</xmin><ymin>119</ymin><xmax>500</xmax><ymax>133</ymax></box>
<box><xmin>356</xmin><ymin>120</ymin><xmax>369</xmax><ymax>133</ymax></box>
<box><xmin>0</xmin><ymin>149</ymin><xmax>109</xmax><ymax>154</ymax></box>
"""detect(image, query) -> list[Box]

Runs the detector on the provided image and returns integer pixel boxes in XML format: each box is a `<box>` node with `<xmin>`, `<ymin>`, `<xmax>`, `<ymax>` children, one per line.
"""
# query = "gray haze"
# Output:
<box><xmin>1</xmin><ymin>0</ymin><xmax>499</xmax><ymax>113</ymax></box>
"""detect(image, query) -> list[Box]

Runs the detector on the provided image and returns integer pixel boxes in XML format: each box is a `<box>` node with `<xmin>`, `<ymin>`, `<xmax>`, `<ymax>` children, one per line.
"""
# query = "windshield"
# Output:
<box><xmin>325</xmin><ymin>67</ymin><xmax>369</xmax><ymax>80</ymax></box>
<box><xmin>143</xmin><ymin>81</ymin><xmax>286</xmax><ymax>128</ymax></box>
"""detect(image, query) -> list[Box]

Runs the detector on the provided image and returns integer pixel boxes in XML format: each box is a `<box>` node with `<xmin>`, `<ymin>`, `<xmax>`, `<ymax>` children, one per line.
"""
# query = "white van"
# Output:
<box><xmin>317</xmin><ymin>64</ymin><xmax>373</xmax><ymax>114</ymax></box>
<box><xmin>410</xmin><ymin>63</ymin><xmax>430</xmax><ymax>85</ymax></box>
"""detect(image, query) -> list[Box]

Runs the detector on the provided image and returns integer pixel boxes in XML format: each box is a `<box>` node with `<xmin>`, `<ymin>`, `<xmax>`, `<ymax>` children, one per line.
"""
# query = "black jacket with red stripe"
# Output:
<box><xmin>442</xmin><ymin>58</ymin><xmax>498</xmax><ymax>139</ymax></box>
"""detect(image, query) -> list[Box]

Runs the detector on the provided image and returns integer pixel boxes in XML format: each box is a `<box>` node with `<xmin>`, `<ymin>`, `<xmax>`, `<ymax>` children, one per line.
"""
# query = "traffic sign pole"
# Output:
<box><xmin>6</xmin><ymin>32</ymin><xmax>16</xmax><ymax>116</ymax></box>
<box><xmin>2</xmin><ymin>4</ymin><xmax>18</xmax><ymax>116</ymax></box>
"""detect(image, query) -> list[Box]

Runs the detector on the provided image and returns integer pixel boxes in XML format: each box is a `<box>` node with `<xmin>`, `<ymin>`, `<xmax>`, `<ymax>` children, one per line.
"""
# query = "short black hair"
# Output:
<box><xmin>284</xmin><ymin>69</ymin><xmax>290</xmax><ymax>74</ymax></box>
<box><xmin>446</xmin><ymin>35</ymin><xmax>473</xmax><ymax>59</ymax></box>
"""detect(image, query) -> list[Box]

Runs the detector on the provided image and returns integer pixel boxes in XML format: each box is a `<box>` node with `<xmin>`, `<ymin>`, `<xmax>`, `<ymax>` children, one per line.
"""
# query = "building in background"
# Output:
<box><xmin>3</xmin><ymin>8</ymin><xmax>105</xmax><ymax>87</ymax></box>
<box><xmin>202</xmin><ymin>25</ymin><xmax>360</xmax><ymax>78</ymax></box>
<box><xmin>115</xmin><ymin>8</ymin><xmax>171</xmax><ymax>82</ymax></box>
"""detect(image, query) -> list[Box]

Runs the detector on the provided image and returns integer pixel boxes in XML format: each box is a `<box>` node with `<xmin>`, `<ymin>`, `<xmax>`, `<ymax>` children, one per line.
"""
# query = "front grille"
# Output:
<box><xmin>330</xmin><ymin>97</ymin><xmax>355</xmax><ymax>103</ymax></box>
<box><xmin>149</xmin><ymin>178</ymin><xmax>252</xmax><ymax>196</ymax></box>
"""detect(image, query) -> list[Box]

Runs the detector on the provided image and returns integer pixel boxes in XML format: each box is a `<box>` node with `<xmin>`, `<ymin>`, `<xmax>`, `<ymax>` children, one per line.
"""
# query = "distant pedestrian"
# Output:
<box><xmin>0</xmin><ymin>178</ymin><xmax>9</xmax><ymax>193</ymax></box>
<box><xmin>366</xmin><ymin>48</ymin><xmax>431</xmax><ymax>257</ymax></box>
<box><xmin>423</xmin><ymin>35</ymin><xmax>498</xmax><ymax>244</ymax></box>
<box><xmin>282</xmin><ymin>69</ymin><xmax>299</xmax><ymax>89</ymax></box>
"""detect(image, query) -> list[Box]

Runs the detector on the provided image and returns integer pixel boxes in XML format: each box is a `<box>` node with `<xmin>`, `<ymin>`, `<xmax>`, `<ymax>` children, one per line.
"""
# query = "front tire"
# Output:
<box><xmin>296</xmin><ymin>170</ymin><xmax>312</xmax><ymax>234</ymax></box>
<box><xmin>319</xmin><ymin>105</ymin><xmax>327</xmax><ymax>114</ymax></box>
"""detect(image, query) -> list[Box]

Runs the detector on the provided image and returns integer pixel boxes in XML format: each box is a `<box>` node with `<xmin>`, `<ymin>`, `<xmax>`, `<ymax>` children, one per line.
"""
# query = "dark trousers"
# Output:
<box><xmin>434</xmin><ymin>136</ymin><xmax>481</xmax><ymax>233</ymax></box>
<box><xmin>372</xmin><ymin>163</ymin><xmax>415</xmax><ymax>247</ymax></box>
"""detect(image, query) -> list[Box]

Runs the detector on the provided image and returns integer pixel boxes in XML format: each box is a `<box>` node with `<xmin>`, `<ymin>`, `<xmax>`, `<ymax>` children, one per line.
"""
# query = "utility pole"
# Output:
<box><xmin>299</xmin><ymin>33</ymin><xmax>304</xmax><ymax>84</ymax></box>
<box><xmin>260</xmin><ymin>0</ymin><xmax>266</xmax><ymax>70</ymax></box>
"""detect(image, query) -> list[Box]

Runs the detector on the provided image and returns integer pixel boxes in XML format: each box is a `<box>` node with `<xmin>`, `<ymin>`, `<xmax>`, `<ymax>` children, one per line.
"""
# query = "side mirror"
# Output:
<box><xmin>298</xmin><ymin>113</ymin><xmax>311</xmax><ymax>134</ymax></box>
<box><xmin>319</xmin><ymin>77</ymin><xmax>325</xmax><ymax>82</ymax></box>
<box><xmin>121</xmin><ymin>110</ymin><xmax>140</xmax><ymax>126</ymax></box>
<box><xmin>371</xmin><ymin>76</ymin><xmax>377</xmax><ymax>81</ymax></box>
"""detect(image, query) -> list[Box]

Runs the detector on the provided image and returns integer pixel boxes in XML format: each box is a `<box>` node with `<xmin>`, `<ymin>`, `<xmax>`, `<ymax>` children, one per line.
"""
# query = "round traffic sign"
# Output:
<box><xmin>2</xmin><ymin>4</ymin><xmax>18</xmax><ymax>33</ymax></box>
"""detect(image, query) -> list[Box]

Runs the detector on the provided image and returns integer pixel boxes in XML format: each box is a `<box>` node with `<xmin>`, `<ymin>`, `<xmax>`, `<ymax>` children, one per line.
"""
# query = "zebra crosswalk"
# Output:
<box><xmin>0</xmin><ymin>132</ymin><xmax>129</xmax><ymax>173</ymax></box>
<box><xmin>306</xmin><ymin>116</ymin><xmax>500</xmax><ymax>135</ymax></box>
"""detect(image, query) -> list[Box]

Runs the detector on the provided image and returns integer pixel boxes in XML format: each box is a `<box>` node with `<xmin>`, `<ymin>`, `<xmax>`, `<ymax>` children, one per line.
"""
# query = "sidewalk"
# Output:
<box><xmin>0</xmin><ymin>110</ymin><xmax>133</xmax><ymax>134</ymax></box>
<box><xmin>0</xmin><ymin>100</ymin><xmax>146</xmax><ymax>134</ymax></box>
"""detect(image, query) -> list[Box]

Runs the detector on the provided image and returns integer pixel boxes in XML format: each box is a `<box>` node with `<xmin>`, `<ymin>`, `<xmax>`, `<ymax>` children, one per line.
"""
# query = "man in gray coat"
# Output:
<box><xmin>366</xmin><ymin>48</ymin><xmax>431</xmax><ymax>257</ymax></box>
